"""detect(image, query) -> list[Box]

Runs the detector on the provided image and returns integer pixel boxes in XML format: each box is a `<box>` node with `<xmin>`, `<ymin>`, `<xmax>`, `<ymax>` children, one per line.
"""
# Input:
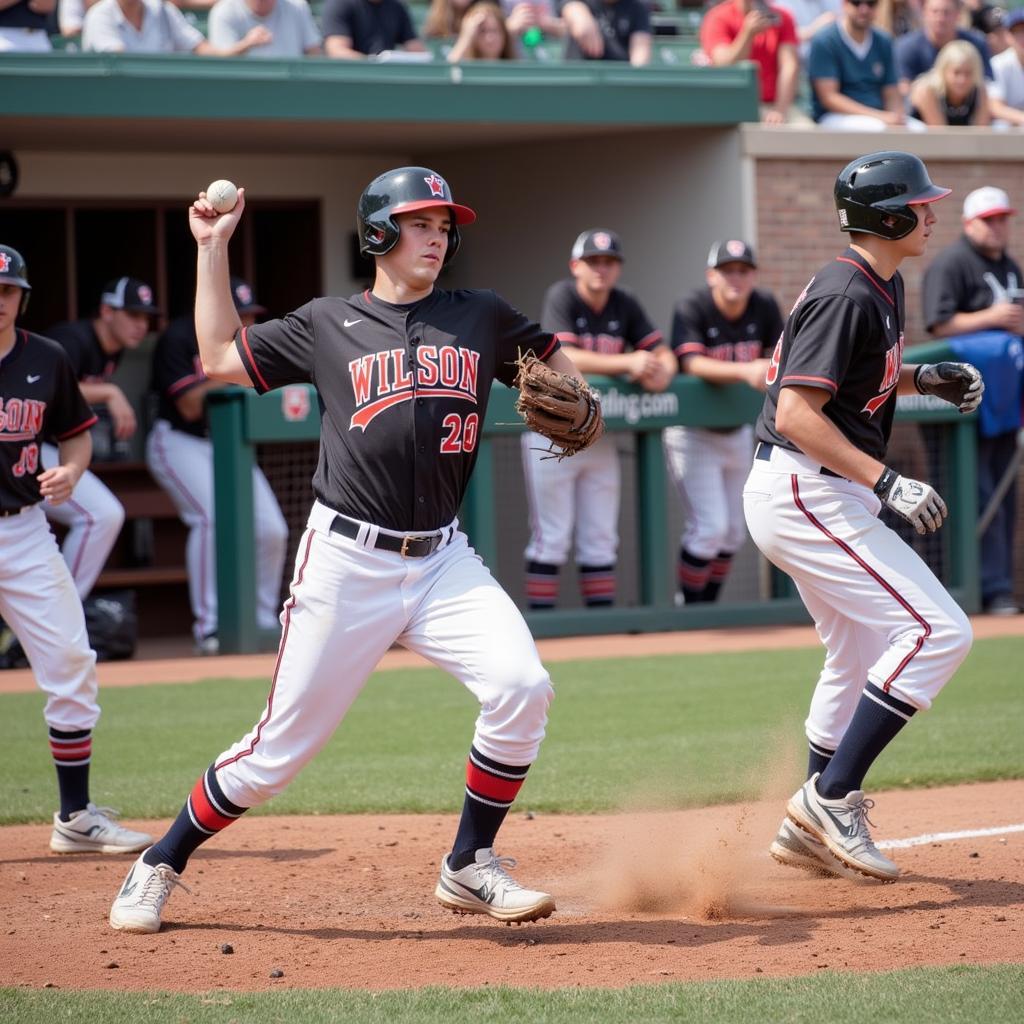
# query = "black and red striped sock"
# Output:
<box><xmin>579</xmin><ymin>563</ymin><xmax>615</xmax><ymax>607</ymax></box>
<box><xmin>702</xmin><ymin>551</ymin><xmax>734</xmax><ymax>603</ymax></box>
<box><xmin>449</xmin><ymin>746</ymin><xmax>530</xmax><ymax>870</ymax></box>
<box><xmin>526</xmin><ymin>560</ymin><xmax>559</xmax><ymax>610</ymax></box>
<box><xmin>50</xmin><ymin>727</ymin><xmax>92</xmax><ymax>820</ymax></box>
<box><xmin>143</xmin><ymin>765</ymin><xmax>247</xmax><ymax>874</ymax></box>
<box><xmin>678</xmin><ymin>547</ymin><xmax>712</xmax><ymax>603</ymax></box>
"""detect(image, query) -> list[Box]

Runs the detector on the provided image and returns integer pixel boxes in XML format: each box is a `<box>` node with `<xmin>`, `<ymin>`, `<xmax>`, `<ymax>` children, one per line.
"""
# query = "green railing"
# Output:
<box><xmin>208</xmin><ymin>376</ymin><xmax>978</xmax><ymax>653</ymax></box>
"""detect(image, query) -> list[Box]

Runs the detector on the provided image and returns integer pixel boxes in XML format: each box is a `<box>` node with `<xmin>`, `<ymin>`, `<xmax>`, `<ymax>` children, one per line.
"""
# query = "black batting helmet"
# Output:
<box><xmin>834</xmin><ymin>151</ymin><xmax>951</xmax><ymax>241</ymax></box>
<box><xmin>357</xmin><ymin>167</ymin><xmax>476</xmax><ymax>265</ymax></box>
<box><xmin>0</xmin><ymin>244</ymin><xmax>31</xmax><ymax>315</ymax></box>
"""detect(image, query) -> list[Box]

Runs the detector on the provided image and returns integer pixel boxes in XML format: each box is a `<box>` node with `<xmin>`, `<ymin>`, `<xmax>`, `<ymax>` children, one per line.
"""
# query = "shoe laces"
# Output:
<box><xmin>480</xmin><ymin>854</ymin><xmax>525</xmax><ymax>893</ymax></box>
<box><xmin>87</xmin><ymin>804</ymin><xmax>121</xmax><ymax>822</ymax></box>
<box><xmin>138</xmin><ymin>865</ymin><xmax>191</xmax><ymax>910</ymax></box>
<box><xmin>847</xmin><ymin>795</ymin><xmax>880</xmax><ymax>846</ymax></box>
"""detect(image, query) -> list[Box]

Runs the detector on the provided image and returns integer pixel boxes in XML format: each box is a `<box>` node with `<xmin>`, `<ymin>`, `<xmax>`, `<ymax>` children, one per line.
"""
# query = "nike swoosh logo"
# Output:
<box><xmin>343</xmin><ymin>318</ymin><xmax>363</xmax><ymax>328</ymax></box>
<box><xmin>820</xmin><ymin>803</ymin><xmax>857</xmax><ymax>838</ymax></box>
<box><xmin>119</xmin><ymin>866</ymin><xmax>138</xmax><ymax>897</ymax></box>
<box><xmin>27</xmin><ymin>374</ymin><xmax>40</xmax><ymax>383</ymax></box>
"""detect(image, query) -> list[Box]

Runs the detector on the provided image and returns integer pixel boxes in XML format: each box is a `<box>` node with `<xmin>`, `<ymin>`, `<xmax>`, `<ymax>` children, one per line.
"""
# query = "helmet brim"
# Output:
<box><xmin>906</xmin><ymin>185</ymin><xmax>952</xmax><ymax>206</ymax></box>
<box><xmin>390</xmin><ymin>199</ymin><xmax>477</xmax><ymax>225</ymax></box>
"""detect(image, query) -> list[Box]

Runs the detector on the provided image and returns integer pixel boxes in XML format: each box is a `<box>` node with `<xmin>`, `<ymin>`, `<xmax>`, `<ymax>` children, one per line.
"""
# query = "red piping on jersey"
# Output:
<box><xmin>554</xmin><ymin>332</ymin><xmax>578</xmax><ymax>344</ymax></box>
<box><xmin>536</xmin><ymin>335</ymin><xmax>558</xmax><ymax>362</ymax></box>
<box><xmin>239</xmin><ymin>327</ymin><xmax>270</xmax><ymax>392</ymax></box>
<box><xmin>790</xmin><ymin>475</ymin><xmax>930</xmax><ymax>691</ymax></box>
<box><xmin>637</xmin><ymin>330</ymin><xmax>664</xmax><ymax>350</ymax></box>
<box><xmin>677</xmin><ymin>342</ymin><xmax>706</xmax><ymax>355</ymax></box>
<box><xmin>363</xmin><ymin>289</ymin><xmax>373</xmax><ymax>304</ymax></box>
<box><xmin>835</xmin><ymin>257</ymin><xmax>894</xmax><ymax>307</ymax></box>
<box><xmin>168</xmin><ymin>372</ymin><xmax>206</xmax><ymax>396</ymax></box>
<box><xmin>55</xmin><ymin>414</ymin><xmax>98</xmax><ymax>441</ymax></box>
<box><xmin>215</xmin><ymin>527</ymin><xmax>316</xmax><ymax>772</ymax></box>
<box><xmin>781</xmin><ymin>373</ymin><xmax>838</xmax><ymax>392</ymax></box>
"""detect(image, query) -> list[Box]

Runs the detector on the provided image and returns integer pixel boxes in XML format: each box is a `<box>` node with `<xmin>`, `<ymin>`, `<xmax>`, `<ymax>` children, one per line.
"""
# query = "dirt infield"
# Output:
<box><xmin>0</xmin><ymin>780</ymin><xmax>1021</xmax><ymax>991</ymax></box>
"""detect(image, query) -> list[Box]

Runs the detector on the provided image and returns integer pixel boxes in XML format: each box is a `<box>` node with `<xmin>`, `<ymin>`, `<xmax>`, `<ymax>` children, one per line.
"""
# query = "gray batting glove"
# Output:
<box><xmin>874</xmin><ymin>467</ymin><xmax>948</xmax><ymax>535</ymax></box>
<box><xmin>914</xmin><ymin>362</ymin><xmax>984</xmax><ymax>414</ymax></box>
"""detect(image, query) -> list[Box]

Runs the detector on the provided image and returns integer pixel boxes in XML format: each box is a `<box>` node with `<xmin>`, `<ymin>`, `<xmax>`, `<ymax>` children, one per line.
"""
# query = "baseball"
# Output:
<box><xmin>206</xmin><ymin>179</ymin><xmax>238</xmax><ymax>215</ymax></box>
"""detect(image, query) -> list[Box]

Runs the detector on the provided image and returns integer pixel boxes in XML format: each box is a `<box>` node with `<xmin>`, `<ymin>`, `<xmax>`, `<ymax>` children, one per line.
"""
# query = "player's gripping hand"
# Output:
<box><xmin>873</xmin><ymin>467</ymin><xmax>948</xmax><ymax>535</ymax></box>
<box><xmin>914</xmin><ymin>362</ymin><xmax>984</xmax><ymax>414</ymax></box>
<box><xmin>38</xmin><ymin>465</ymin><xmax>82</xmax><ymax>507</ymax></box>
<box><xmin>189</xmin><ymin>187</ymin><xmax>246</xmax><ymax>246</ymax></box>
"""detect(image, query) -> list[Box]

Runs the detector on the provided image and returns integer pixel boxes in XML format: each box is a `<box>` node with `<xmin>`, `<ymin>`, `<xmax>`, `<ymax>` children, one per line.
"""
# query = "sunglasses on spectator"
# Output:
<box><xmin>846</xmin><ymin>0</ymin><xmax>879</xmax><ymax>6</ymax></box>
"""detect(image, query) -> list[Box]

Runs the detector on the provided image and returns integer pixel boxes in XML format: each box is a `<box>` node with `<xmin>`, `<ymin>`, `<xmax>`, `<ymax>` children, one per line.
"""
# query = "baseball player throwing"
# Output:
<box><xmin>0</xmin><ymin>245</ymin><xmax>151</xmax><ymax>856</ymax></box>
<box><xmin>110</xmin><ymin>167</ymin><xmax>596</xmax><ymax>933</ymax></box>
<box><xmin>743</xmin><ymin>152</ymin><xmax>983</xmax><ymax>881</ymax></box>
<box><xmin>663</xmin><ymin>239</ymin><xmax>782</xmax><ymax>605</ymax></box>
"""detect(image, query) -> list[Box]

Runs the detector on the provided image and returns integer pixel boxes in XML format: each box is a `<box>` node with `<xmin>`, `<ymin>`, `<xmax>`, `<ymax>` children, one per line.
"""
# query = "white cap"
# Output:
<box><xmin>962</xmin><ymin>186</ymin><xmax>1016</xmax><ymax>222</ymax></box>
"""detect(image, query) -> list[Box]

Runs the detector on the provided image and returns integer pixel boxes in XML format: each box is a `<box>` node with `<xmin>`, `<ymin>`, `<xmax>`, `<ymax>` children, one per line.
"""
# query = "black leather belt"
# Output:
<box><xmin>329</xmin><ymin>515</ymin><xmax>448</xmax><ymax>558</ymax></box>
<box><xmin>755</xmin><ymin>442</ymin><xmax>843</xmax><ymax>479</ymax></box>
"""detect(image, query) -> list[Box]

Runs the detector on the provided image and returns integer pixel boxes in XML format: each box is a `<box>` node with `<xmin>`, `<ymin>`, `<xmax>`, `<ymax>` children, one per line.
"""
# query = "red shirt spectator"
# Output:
<box><xmin>700</xmin><ymin>0</ymin><xmax>799</xmax><ymax>105</ymax></box>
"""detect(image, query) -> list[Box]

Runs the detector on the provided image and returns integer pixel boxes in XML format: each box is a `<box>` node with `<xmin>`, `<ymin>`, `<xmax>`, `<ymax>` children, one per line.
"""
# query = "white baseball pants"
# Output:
<box><xmin>743</xmin><ymin>446</ymin><xmax>972</xmax><ymax>752</ymax></box>
<box><xmin>210</xmin><ymin>501</ymin><xmax>553</xmax><ymax>809</ymax></box>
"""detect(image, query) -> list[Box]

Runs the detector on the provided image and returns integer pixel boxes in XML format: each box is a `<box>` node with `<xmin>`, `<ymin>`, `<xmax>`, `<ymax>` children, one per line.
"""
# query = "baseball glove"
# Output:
<box><xmin>514</xmin><ymin>353</ymin><xmax>604</xmax><ymax>460</ymax></box>
<box><xmin>914</xmin><ymin>362</ymin><xmax>984</xmax><ymax>414</ymax></box>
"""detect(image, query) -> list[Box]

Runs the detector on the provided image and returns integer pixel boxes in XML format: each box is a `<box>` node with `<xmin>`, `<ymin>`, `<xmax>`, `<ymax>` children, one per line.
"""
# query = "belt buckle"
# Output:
<box><xmin>400</xmin><ymin>534</ymin><xmax>426</xmax><ymax>558</ymax></box>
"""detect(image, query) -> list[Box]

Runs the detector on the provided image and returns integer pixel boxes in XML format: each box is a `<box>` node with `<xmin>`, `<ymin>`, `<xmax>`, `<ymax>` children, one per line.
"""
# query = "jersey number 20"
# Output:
<box><xmin>440</xmin><ymin>413</ymin><xmax>480</xmax><ymax>454</ymax></box>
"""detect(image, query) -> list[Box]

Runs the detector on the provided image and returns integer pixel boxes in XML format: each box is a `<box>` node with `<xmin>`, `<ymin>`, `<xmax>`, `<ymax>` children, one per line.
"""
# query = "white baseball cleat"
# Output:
<box><xmin>435</xmin><ymin>848</ymin><xmax>555</xmax><ymax>924</ymax></box>
<box><xmin>109</xmin><ymin>853</ymin><xmax>189</xmax><ymax>933</ymax></box>
<box><xmin>769</xmin><ymin>817</ymin><xmax>842</xmax><ymax>877</ymax></box>
<box><xmin>786</xmin><ymin>773</ymin><xmax>900</xmax><ymax>882</ymax></box>
<box><xmin>50</xmin><ymin>804</ymin><xmax>152</xmax><ymax>854</ymax></box>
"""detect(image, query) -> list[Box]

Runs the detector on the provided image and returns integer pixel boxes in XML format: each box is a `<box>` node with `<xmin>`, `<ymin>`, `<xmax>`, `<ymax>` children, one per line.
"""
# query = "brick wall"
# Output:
<box><xmin>753</xmin><ymin>156</ymin><xmax>1024</xmax><ymax>608</ymax></box>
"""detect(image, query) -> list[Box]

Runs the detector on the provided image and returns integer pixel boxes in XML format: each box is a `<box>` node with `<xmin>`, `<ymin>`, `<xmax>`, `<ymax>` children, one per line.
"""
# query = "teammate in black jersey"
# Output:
<box><xmin>742</xmin><ymin>153</ymin><xmax>984</xmax><ymax>881</ymax></box>
<box><xmin>0</xmin><ymin>244</ymin><xmax>150</xmax><ymax>856</ymax></box>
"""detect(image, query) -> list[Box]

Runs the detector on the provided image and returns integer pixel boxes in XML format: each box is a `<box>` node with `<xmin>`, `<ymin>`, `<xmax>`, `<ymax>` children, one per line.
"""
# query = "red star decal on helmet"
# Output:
<box><xmin>424</xmin><ymin>174</ymin><xmax>446</xmax><ymax>198</ymax></box>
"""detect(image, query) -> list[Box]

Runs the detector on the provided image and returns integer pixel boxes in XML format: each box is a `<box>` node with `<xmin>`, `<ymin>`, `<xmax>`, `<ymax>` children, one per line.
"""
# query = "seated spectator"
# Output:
<box><xmin>875</xmin><ymin>0</ymin><xmax>921</xmax><ymax>37</ymax></box>
<box><xmin>59</xmin><ymin>0</ymin><xmax>101</xmax><ymax>39</ymax></box>
<box><xmin>447</xmin><ymin>2</ymin><xmax>515</xmax><ymax>58</ymax></box>
<box><xmin>968</xmin><ymin>2</ymin><xmax>1008</xmax><ymax>56</ymax></box>
<box><xmin>991</xmin><ymin>8</ymin><xmax>1024</xmax><ymax>125</ymax></box>
<box><xmin>502</xmin><ymin>1</ymin><xmax>564</xmax><ymax>50</ymax></box>
<box><xmin>809</xmin><ymin>0</ymin><xmax>925</xmax><ymax>128</ymax></box>
<box><xmin>83</xmin><ymin>0</ymin><xmax>271</xmax><ymax>51</ymax></box>
<box><xmin>321</xmin><ymin>0</ymin><xmax>426</xmax><ymax>58</ymax></box>
<box><xmin>700</xmin><ymin>0</ymin><xmax>808</xmax><ymax>124</ymax></box>
<box><xmin>0</xmin><ymin>0</ymin><xmax>54</xmax><ymax>51</ymax></box>
<box><xmin>910</xmin><ymin>37</ymin><xmax>992</xmax><ymax>122</ymax></box>
<box><xmin>423</xmin><ymin>0</ymin><xmax>474</xmax><ymax>37</ymax></box>
<box><xmin>895</xmin><ymin>0</ymin><xmax>992</xmax><ymax>89</ymax></box>
<box><xmin>778</xmin><ymin>0</ymin><xmax>842</xmax><ymax>59</ymax></box>
<box><xmin>561</xmin><ymin>0</ymin><xmax>651</xmax><ymax>65</ymax></box>
<box><xmin>208</xmin><ymin>0</ymin><xmax>323</xmax><ymax>56</ymax></box>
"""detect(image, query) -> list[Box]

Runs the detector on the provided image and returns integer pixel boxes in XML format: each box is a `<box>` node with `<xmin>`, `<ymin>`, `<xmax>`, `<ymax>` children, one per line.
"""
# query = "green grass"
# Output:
<box><xmin>1</xmin><ymin>638</ymin><xmax>1021</xmax><ymax>824</ymax></box>
<box><xmin>2</xmin><ymin>966</ymin><xmax>1023</xmax><ymax>1022</ymax></box>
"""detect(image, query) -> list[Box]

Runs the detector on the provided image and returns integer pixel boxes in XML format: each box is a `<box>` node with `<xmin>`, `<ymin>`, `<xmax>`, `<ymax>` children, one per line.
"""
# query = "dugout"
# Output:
<box><xmin>1</xmin><ymin>56</ymin><xmax>1016</xmax><ymax>642</ymax></box>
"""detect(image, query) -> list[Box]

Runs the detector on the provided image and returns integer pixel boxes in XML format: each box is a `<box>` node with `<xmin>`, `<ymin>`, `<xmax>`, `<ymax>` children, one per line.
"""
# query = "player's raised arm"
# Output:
<box><xmin>190</xmin><ymin>185</ymin><xmax>253</xmax><ymax>386</ymax></box>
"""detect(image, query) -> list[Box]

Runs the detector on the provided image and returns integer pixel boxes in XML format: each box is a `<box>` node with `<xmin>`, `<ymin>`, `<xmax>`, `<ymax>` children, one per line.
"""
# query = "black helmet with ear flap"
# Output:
<box><xmin>0</xmin><ymin>244</ymin><xmax>31</xmax><ymax>315</ymax></box>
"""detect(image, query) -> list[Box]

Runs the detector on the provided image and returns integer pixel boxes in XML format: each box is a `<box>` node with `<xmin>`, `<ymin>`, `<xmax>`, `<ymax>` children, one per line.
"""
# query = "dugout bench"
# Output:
<box><xmin>208</xmin><ymin>378</ymin><xmax>979</xmax><ymax>654</ymax></box>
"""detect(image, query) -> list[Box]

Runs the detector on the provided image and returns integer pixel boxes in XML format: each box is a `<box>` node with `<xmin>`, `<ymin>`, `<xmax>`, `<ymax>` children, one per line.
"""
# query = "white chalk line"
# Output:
<box><xmin>877</xmin><ymin>823</ymin><xmax>1024</xmax><ymax>850</ymax></box>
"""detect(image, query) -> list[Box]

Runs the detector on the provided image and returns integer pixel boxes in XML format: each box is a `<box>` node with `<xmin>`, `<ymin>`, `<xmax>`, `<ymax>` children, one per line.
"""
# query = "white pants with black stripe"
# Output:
<box><xmin>209</xmin><ymin>501</ymin><xmax>553</xmax><ymax>810</ymax></box>
<box><xmin>742</xmin><ymin>446</ymin><xmax>972</xmax><ymax>752</ymax></box>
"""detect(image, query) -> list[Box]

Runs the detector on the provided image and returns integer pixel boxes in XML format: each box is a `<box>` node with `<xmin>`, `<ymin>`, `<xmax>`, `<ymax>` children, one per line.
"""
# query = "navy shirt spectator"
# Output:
<box><xmin>321</xmin><ymin>0</ymin><xmax>425</xmax><ymax>58</ymax></box>
<box><xmin>0</xmin><ymin>0</ymin><xmax>55</xmax><ymax>51</ymax></box>
<box><xmin>560</xmin><ymin>0</ymin><xmax>651</xmax><ymax>65</ymax></box>
<box><xmin>895</xmin><ymin>0</ymin><xmax>992</xmax><ymax>84</ymax></box>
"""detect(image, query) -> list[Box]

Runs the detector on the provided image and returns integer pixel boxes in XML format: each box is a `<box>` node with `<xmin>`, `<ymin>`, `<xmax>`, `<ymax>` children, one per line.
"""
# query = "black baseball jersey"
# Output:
<box><xmin>0</xmin><ymin>329</ymin><xmax>97</xmax><ymax>513</ymax></box>
<box><xmin>671</xmin><ymin>287</ymin><xmax>783</xmax><ymax>367</ymax></box>
<box><xmin>234</xmin><ymin>288</ymin><xmax>557</xmax><ymax>532</ymax></box>
<box><xmin>45</xmin><ymin>320</ymin><xmax>122</xmax><ymax>383</ymax></box>
<box><xmin>541</xmin><ymin>278</ymin><xmax>662</xmax><ymax>354</ymax></box>
<box><xmin>922</xmin><ymin>234</ymin><xmax>1023</xmax><ymax>332</ymax></box>
<box><xmin>756</xmin><ymin>248</ymin><xmax>905</xmax><ymax>461</ymax></box>
<box><xmin>151</xmin><ymin>317</ymin><xmax>211</xmax><ymax>439</ymax></box>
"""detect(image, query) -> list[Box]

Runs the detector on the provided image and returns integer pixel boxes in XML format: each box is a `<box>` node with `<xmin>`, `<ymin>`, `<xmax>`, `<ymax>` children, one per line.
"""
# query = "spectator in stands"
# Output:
<box><xmin>991</xmin><ymin>8</ymin><xmax>1024</xmax><ymax>124</ymax></box>
<box><xmin>875</xmin><ymin>0</ymin><xmax>921</xmax><ymax>37</ymax></box>
<box><xmin>148</xmin><ymin>278</ymin><xmax>288</xmax><ymax>655</ymax></box>
<box><xmin>82</xmin><ymin>0</ymin><xmax>274</xmax><ymax>51</ymax></box>
<box><xmin>447</xmin><ymin>1</ymin><xmax>515</xmax><ymax>58</ymax></box>
<box><xmin>208</xmin><ymin>0</ymin><xmax>323</xmax><ymax>56</ymax></box>
<box><xmin>561</xmin><ymin>0</ymin><xmax>651</xmax><ymax>65</ymax></box>
<box><xmin>424</xmin><ymin>0</ymin><xmax>474</xmax><ymax>36</ymax></box>
<box><xmin>59</xmin><ymin>0</ymin><xmax>101</xmax><ymax>40</ymax></box>
<box><xmin>968</xmin><ymin>2</ymin><xmax>1009</xmax><ymax>56</ymax></box>
<box><xmin>808</xmin><ymin>0</ymin><xmax>923</xmax><ymax>129</ymax></box>
<box><xmin>700</xmin><ymin>0</ymin><xmax>807</xmax><ymax>124</ymax></box>
<box><xmin>502</xmin><ymin>0</ymin><xmax>564</xmax><ymax>51</ymax></box>
<box><xmin>895</xmin><ymin>0</ymin><xmax>993</xmax><ymax>88</ymax></box>
<box><xmin>45</xmin><ymin>277</ymin><xmax>162</xmax><ymax>600</ymax></box>
<box><xmin>321</xmin><ymin>0</ymin><xmax>426</xmax><ymax>58</ymax></box>
<box><xmin>778</xmin><ymin>0</ymin><xmax>841</xmax><ymax>59</ymax></box>
<box><xmin>923</xmin><ymin>186</ymin><xmax>1023</xmax><ymax>616</ymax></box>
<box><xmin>910</xmin><ymin>37</ymin><xmax>992</xmax><ymax>122</ymax></box>
<box><xmin>0</xmin><ymin>0</ymin><xmax>54</xmax><ymax>51</ymax></box>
